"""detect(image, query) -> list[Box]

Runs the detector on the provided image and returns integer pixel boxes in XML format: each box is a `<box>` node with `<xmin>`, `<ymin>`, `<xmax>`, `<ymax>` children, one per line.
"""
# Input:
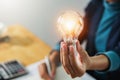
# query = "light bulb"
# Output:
<box><xmin>57</xmin><ymin>10</ymin><xmax>83</xmax><ymax>45</ymax></box>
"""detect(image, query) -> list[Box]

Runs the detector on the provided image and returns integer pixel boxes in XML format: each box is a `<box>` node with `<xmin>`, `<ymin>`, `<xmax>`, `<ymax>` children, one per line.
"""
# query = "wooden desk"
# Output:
<box><xmin>0</xmin><ymin>25</ymin><xmax>51</xmax><ymax>66</ymax></box>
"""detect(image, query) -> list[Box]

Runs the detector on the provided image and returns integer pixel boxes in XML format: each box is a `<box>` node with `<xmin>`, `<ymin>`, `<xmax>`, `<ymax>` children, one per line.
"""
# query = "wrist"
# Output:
<box><xmin>86</xmin><ymin>57</ymin><xmax>95</xmax><ymax>70</ymax></box>
<box><xmin>85</xmin><ymin>57</ymin><xmax>93</xmax><ymax>70</ymax></box>
<box><xmin>87</xmin><ymin>55</ymin><xmax>109</xmax><ymax>71</ymax></box>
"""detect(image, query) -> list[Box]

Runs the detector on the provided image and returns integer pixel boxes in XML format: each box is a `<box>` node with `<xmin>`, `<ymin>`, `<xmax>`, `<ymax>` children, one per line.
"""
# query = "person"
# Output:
<box><xmin>39</xmin><ymin>0</ymin><xmax>120</xmax><ymax>80</ymax></box>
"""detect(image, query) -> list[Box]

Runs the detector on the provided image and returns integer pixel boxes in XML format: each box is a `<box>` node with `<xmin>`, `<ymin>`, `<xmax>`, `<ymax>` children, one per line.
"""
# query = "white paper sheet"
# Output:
<box><xmin>13</xmin><ymin>60</ymin><xmax>96</xmax><ymax>80</ymax></box>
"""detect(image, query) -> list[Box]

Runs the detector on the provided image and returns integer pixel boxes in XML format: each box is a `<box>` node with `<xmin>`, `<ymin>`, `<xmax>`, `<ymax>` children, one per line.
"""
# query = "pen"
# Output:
<box><xmin>45</xmin><ymin>56</ymin><xmax>51</xmax><ymax>76</ymax></box>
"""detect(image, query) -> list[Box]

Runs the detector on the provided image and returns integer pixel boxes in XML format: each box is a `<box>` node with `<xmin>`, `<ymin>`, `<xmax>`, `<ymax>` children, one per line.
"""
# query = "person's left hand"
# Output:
<box><xmin>60</xmin><ymin>40</ymin><xmax>91</xmax><ymax>78</ymax></box>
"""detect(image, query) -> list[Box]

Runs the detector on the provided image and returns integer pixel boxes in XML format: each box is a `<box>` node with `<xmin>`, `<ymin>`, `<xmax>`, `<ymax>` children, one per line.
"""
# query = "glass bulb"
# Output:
<box><xmin>57</xmin><ymin>10</ymin><xmax>83</xmax><ymax>45</ymax></box>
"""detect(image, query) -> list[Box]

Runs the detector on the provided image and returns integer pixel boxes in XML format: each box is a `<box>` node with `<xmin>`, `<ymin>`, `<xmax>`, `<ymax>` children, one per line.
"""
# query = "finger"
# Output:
<box><xmin>38</xmin><ymin>63</ymin><xmax>51</xmax><ymax>80</ymax></box>
<box><xmin>76</xmin><ymin>40</ymin><xmax>85</xmax><ymax>65</ymax></box>
<box><xmin>60</xmin><ymin>42</ymin><xmax>64</xmax><ymax>64</ymax></box>
<box><xmin>60</xmin><ymin>42</ymin><xmax>69</xmax><ymax>74</ymax></box>
<box><xmin>69</xmin><ymin>46</ymin><xmax>80</xmax><ymax>77</ymax></box>
<box><xmin>61</xmin><ymin>42</ymin><xmax>70</xmax><ymax>74</ymax></box>
<box><xmin>69</xmin><ymin>46</ymin><xmax>86</xmax><ymax>77</ymax></box>
<box><xmin>76</xmin><ymin>41</ymin><xmax>87</xmax><ymax>76</ymax></box>
<box><xmin>51</xmin><ymin>62</ymin><xmax>56</xmax><ymax>78</ymax></box>
<box><xmin>62</xmin><ymin>43</ymin><xmax>75</xmax><ymax>76</ymax></box>
<box><xmin>63</xmin><ymin>66</ymin><xmax>70</xmax><ymax>75</ymax></box>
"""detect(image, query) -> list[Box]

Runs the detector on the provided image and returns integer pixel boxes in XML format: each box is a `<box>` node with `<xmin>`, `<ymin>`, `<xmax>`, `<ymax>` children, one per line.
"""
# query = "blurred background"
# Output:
<box><xmin>0</xmin><ymin>0</ymin><xmax>90</xmax><ymax>48</ymax></box>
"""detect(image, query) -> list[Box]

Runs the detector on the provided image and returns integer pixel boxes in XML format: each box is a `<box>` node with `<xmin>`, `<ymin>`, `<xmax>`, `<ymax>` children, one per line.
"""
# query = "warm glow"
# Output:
<box><xmin>57</xmin><ymin>10</ymin><xmax>83</xmax><ymax>43</ymax></box>
<box><xmin>65</xmin><ymin>20</ymin><xmax>75</xmax><ymax>31</ymax></box>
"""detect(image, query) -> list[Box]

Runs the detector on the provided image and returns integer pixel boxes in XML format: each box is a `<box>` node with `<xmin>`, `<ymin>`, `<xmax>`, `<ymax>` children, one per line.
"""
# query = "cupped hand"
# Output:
<box><xmin>60</xmin><ymin>40</ymin><xmax>91</xmax><ymax>78</ymax></box>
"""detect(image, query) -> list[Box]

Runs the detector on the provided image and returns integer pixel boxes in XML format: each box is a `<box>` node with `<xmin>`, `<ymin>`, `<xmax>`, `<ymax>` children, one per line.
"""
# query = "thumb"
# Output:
<box><xmin>76</xmin><ymin>40</ymin><xmax>86</xmax><ymax>59</ymax></box>
<box><xmin>76</xmin><ymin>40</ymin><xmax>83</xmax><ymax>54</ymax></box>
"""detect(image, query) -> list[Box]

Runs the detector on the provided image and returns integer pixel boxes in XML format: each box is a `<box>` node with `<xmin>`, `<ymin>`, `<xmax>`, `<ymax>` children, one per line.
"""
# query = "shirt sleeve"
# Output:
<box><xmin>96</xmin><ymin>51</ymin><xmax>120</xmax><ymax>72</ymax></box>
<box><xmin>53</xmin><ymin>41</ymin><xmax>60</xmax><ymax>51</ymax></box>
<box><xmin>53</xmin><ymin>39</ymin><xmax>63</xmax><ymax>52</ymax></box>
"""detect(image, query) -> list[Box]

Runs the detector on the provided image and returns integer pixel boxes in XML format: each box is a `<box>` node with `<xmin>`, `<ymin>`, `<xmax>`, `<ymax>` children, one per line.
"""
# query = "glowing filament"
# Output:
<box><xmin>57</xmin><ymin>10</ymin><xmax>83</xmax><ymax>43</ymax></box>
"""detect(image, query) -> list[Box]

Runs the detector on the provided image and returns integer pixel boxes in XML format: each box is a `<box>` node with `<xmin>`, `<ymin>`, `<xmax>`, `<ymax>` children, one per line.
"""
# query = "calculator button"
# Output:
<box><xmin>0</xmin><ymin>67</ymin><xmax>9</xmax><ymax>79</ymax></box>
<box><xmin>5</xmin><ymin>60</ymin><xmax>27</xmax><ymax>78</ymax></box>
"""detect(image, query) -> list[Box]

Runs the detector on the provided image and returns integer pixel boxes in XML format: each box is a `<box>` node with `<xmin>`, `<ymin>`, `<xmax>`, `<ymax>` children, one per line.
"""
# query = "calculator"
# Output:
<box><xmin>0</xmin><ymin>60</ymin><xmax>28</xmax><ymax>80</ymax></box>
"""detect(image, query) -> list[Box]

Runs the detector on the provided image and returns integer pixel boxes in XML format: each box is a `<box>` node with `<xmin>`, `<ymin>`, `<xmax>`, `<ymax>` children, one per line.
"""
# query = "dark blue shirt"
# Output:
<box><xmin>95</xmin><ymin>0</ymin><xmax>120</xmax><ymax>72</ymax></box>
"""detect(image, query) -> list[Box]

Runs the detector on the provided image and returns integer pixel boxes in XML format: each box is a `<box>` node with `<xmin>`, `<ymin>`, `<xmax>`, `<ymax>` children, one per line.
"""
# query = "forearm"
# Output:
<box><xmin>88</xmin><ymin>54</ymin><xmax>109</xmax><ymax>71</ymax></box>
<box><xmin>49</xmin><ymin>50</ymin><xmax>60</xmax><ymax>66</ymax></box>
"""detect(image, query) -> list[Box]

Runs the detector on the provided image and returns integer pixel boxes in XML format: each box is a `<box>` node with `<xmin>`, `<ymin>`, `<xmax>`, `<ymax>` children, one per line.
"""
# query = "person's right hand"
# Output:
<box><xmin>38</xmin><ymin>51</ymin><xmax>60</xmax><ymax>80</ymax></box>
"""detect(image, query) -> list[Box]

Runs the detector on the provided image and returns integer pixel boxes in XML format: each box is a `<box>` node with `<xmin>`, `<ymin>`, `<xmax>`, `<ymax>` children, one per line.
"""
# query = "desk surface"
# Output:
<box><xmin>0</xmin><ymin>25</ymin><xmax>51</xmax><ymax>66</ymax></box>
